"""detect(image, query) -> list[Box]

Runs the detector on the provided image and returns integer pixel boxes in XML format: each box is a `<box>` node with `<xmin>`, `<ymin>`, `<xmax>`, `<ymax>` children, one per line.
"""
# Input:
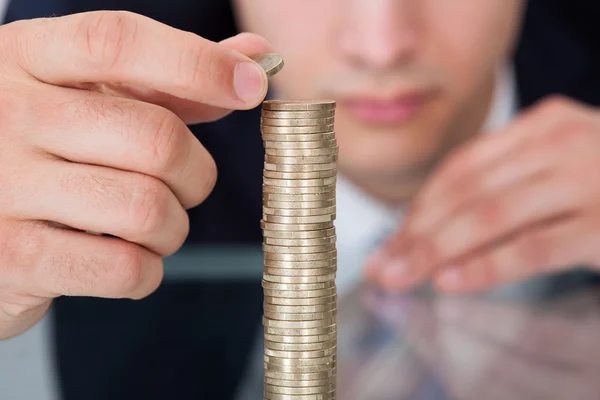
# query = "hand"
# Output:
<box><xmin>366</xmin><ymin>96</ymin><xmax>600</xmax><ymax>293</ymax></box>
<box><xmin>0</xmin><ymin>11</ymin><xmax>271</xmax><ymax>339</ymax></box>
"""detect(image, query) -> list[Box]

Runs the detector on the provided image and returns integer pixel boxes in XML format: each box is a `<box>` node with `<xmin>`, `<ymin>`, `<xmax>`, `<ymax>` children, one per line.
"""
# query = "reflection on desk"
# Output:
<box><xmin>337</xmin><ymin>284</ymin><xmax>600</xmax><ymax>400</ymax></box>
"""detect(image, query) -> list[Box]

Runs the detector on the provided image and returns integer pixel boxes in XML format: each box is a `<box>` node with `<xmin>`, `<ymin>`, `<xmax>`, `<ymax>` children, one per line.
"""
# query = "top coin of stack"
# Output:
<box><xmin>261</xmin><ymin>99</ymin><xmax>338</xmax><ymax>400</ymax></box>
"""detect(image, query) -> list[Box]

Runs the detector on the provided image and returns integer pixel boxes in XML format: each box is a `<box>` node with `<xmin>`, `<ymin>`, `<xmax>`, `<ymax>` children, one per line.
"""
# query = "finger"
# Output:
<box><xmin>1</xmin><ymin>220</ymin><xmax>163</xmax><ymax>299</ymax></box>
<box><xmin>12</xmin><ymin>11</ymin><xmax>268</xmax><ymax>109</ymax></box>
<box><xmin>87</xmin><ymin>32</ymin><xmax>275</xmax><ymax>124</ymax></box>
<box><xmin>10</xmin><ymin>161</ymin><xmax>189</xmax><ymax>257</ymax></box>
<box><xmin>30</xmin><ymin>87</ymin><xmax>216</xmax><ymax>209</ymax></box>
<box><xmin>376</xmin><ymin>171</ymin><xmax>583</xmax><ymax>290</ymax></box>
<box><xmin>411</xmin><ymin>96</ymin><xmax>594</xmax><ymax>221</ymax></box>
<box><xmin>433</xmin><ymin>218</ymin><xmax>591</xmax><ymax>292</ymax></box>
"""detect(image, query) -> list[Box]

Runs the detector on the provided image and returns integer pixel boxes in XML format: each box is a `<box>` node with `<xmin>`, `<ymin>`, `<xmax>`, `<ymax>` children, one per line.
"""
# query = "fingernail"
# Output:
<box><xmin>234</xmin><ymin>62</ymin><xmax>266</xmax><ymax>103</ymax></box>
<box><xmin>435</xmin><ymin>268</ymin><xmax>463</xmax><ymax>289</ymax></box>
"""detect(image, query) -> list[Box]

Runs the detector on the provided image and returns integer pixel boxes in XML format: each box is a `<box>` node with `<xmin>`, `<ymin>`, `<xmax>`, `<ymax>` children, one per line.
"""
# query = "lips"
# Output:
<box><xmin>341</xmin><ymin>94</ymin><xmax>427</xmax><ymax>124</ymax></box>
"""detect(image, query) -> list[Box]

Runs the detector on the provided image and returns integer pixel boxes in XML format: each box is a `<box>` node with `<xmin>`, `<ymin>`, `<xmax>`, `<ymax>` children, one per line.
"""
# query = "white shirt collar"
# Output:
<box><xmin>335</xmin><ymin>64</ymin><xmax>517</xmax><ymax>296</ymax></box>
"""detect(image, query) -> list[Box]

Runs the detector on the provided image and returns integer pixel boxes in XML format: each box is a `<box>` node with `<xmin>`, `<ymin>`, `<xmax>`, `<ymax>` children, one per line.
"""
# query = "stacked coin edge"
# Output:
<box><xmin>261</xmin><ymin>100</ymin><xmax>338</xmax><ymax>400</ymax></box>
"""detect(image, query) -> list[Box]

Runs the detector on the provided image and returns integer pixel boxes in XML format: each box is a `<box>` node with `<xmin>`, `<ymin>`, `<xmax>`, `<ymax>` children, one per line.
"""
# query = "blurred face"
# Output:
<box><xmin>233</xmin><ymin>0</ymin><xmax>525</xmax><ymax>203</ymax></box>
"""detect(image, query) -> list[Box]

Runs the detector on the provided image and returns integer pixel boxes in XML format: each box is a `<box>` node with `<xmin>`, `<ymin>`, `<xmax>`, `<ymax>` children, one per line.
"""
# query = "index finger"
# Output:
<box><xmin>9</xmin><ymin>11</ymin><xmax>268</xmax><ymax>109</ymax></box>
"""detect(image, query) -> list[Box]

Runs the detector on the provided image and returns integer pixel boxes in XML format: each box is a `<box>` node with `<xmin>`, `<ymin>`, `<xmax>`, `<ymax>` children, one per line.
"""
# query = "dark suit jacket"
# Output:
<box><xmin>3</xmin><ymin>1</ymin><xmax>600</xmax><ymax>399</ymax></box>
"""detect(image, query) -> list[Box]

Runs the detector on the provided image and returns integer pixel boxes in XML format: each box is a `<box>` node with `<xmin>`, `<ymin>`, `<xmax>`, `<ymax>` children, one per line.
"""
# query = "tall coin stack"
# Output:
<box><xmin>261</xmin><ymin>100</ymin><xmax>338</xmax><ymax>400</ymax></box>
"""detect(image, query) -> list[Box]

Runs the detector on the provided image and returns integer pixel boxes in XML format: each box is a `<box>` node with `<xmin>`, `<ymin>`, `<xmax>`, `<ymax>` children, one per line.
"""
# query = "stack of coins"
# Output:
<box><xmin>261</xmin><ymin>100</ymin><xmax>338</xmax><ymax>400</ymax></box>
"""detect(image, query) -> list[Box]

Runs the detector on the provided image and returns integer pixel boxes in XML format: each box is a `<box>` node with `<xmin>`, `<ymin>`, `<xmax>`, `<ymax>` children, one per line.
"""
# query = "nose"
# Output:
<box><xmin>335</xmin><ymin>0</ymin><xmax>421</xmax><ymax>69</ymax></box>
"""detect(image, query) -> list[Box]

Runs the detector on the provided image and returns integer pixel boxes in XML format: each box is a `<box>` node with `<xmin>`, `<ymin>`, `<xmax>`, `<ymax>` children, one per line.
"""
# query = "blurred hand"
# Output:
<box><xmin>366</xmin><ymin>96</ymin><xmax>600</xmax><ymax>293</ymax></box>
<box><xmin>0</xmin><ymin>11</ymin><xmax>271</xmax><ymax>339</ymax></box>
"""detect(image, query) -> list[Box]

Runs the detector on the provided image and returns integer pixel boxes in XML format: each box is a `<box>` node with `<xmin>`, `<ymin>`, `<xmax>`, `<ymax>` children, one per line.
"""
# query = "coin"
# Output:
<box><xmin>264</xmin><ymin>295</ymin><xmax>337</xmax><ymax>306</ymax></box>
<box><xmin>263</xmin><ymin>310</ymin><xmax>337</xmax><ymax>322</ymax></box>
<box><xmin>263</xmin><ymin>100</ymin><xmax>336</xmax><ymax>111</ymax></box>
<box><xmin>262</xmin><ymin>110</ymin><xmax>335</xmax><ymax>119</ymax></box>
<box><xmin>264</xmin><ymin>331</ymin><xmax>337</xmax><ymax>344</ymax></box>
<box><xmin>265</xmin><ymin>155</ymin><xmax>337</xmax><ymax>164</ymax></box>
<box><xmin>263</xmin><ymin>184</ymin><xmax>337</xmax><ymax>195</ymax></box>
<box><xmin>262</xmin><ymin>279</ymin><xmax>334</xmax><ymax>290</ymax></box>
<box><xmin>264</xmin><ymin>162</ymin><xmax>337</xmax><ymax>172</ymax></box>
<box><xmin>262</xmin><ymin>215</ymin><xmax>336</xmax><ymax>225</ymax></box>
<box><xmin>263</xmin><ymin>170</ymin><xmax>337</xmax><ymax>180</ymax></box>
<box><xmin>262</xmin><ymin>133</ymin><xmax>336</xmax><ymax>143</ymax></box>
<box><xmin>263</xmin><ymin>303</ymin><xmax>336</xmax><ymax>314</ymax></box>
<box><xmin>263</xmin><ymin>139</ymin><xmax>337</xmax><ymax>149</ymax></box>
<box><xmin>264</xmin><ymin>326</ymin><xmax>336</xmax><ymax>336</ymax></box>
<box><xmin>264</xmin><ymin>250</ymin><xmax>337</xmax><ymax>261</ymax></box>
<box><xmin>265</xmin><ymin>339</ymin><xmax>336</xmax><ymax>352</ymax></box>
<box><xmin>265</xmin><ymin>271</ymin><xmax>336</xmax><ymax>281</ymax></box>
<box><xmin>263</xmin><ymin>235</ymin><xmax>335</xmax><ymax>246</ymax></box>
<box><xmin>262</xmin><ymin>242</ymin><xmax>336</xmax><ymax>252</ymax></box>
<box><xmin>264</xmin><ymin>353</ymin><xmax>336</xmax><ymax>365</ymax></box>
<box><xmin>264</xmin><ymin>361</ymin><xmax>336</xmax><ymax>373</ymax></box>
<box><xmin>263</xmin><ymin>315</ymin><xmax>336</xmax><ymax>327</ymax></box>
<box><xmin>261</xmin><ymin>221</ymin><xmax>335</xmax><ymax>232</ymax></box>
<box><xmin>264</xmin><ymin>368</ymin><xmax>337</xmax><ymax>380</ymax></box>
<box><xmin>263</xmin><ymin>287</ymin><xmax>337</xmax><ymax>299</ymax></box>
<box><xmin>262</xmin><ymin>206</ymin><xmax>336</xmax><ymax>217</ymax></box>
<box><xmin>264</xmin><ymin>376</ymin><xmax>335</xmax><ymax>388</ymax></box>
<box><xmin>264</xmin><ymin>345</ymin><xmax>337</xmax><ymax>359</ymax></box>
<box><xmin>263</xmin><ymin>389</ymin><xmax>336</xmax><ymax>400</ymax></box>
<box><xmin>261</xmin><ymin>117</ymin><xmax>335</xmax><ymax>127</ymax></box>
<box><xmin>264</xmin><ymin>191</ymin><xmax>336</xmax><ymax>201</ymax></box>
<box><xmin>262</xmin><ymin>227</ymin><xmax>336</xmax><ymax>239</ymax></box>
<box><xmin>250</xmin><ymin>53</ymin><xmax>284</xmax><ymax>77</ymax></box>
<box><xmin>263</xmin><ymin>260</ymin><xmax>337</xmax><ymax>270</ymax></box>
<box><xmin>265</xmin><ymin>147</ymin><xmax>339</xmax><ymax>157</ymax></box>
<box><xmin>262</xmin><ymin>274</ymin><xmax>337</xmax><ymax>285</ymax></box>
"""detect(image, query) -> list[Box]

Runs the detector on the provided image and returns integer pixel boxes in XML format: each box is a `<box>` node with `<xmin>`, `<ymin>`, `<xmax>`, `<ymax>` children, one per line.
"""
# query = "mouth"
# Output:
<box><xmin>336</xmin><ymin>87</ymin><xmax>437</xmax><ymax>125</ymax></box>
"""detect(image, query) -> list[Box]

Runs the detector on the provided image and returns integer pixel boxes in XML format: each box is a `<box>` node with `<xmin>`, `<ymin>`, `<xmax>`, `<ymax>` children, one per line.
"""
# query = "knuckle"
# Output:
<box><xmin>177</xmin><ymin>39</ymin><xmax>222</xmax><ymax>89</ymax></box>
<box><xmin>195</xmin><ymin>155</ymin><xmax>218</xmax><ymax>205</ymax></box>
<box><xmin>111</xmin><ymin>248</ymin><xmax>145</xmax><ymax>295</ymax></box>
<box><xmin>128</xmin><ymin>176</ymin><xmax>170</xmax><ymax>236</ymax></box>
<box><xmin>79</xmin><ymin>11</ymin><xmax>138</xmax><ymax>71</ymax></box>
<box><xmin>514</xmin><ymin>231</ymin><xmax>552</xmax><ymax>272</ymax></box>
<box><xmin>141</xmin><ymin>108</ymin><xmax>184</xmax><ymax>174</ymax></box>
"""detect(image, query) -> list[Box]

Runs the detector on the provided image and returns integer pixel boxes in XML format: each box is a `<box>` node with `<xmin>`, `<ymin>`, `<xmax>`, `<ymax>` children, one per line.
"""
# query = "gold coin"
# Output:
<box><xmin>262</xmin><ymin>273</ymin><xmax>337</xmax><ymax>284</ymax></box>
<box><xmin>264</xmin><ymin>326</ymin><xmax>336</xmax><ymax>336</ymax></box>
<box><xmin>264</xmin><ymin>360</ymin><xmax>336</xmax><ymax>373</ymax></box>
<box><xmin>262</xmin><ymin>133</ymin><xmax>336</xmax><ymax>142</ymax></box>
<box><xmin>262</xmin><ymin>280</ymin><xmax>334</xmax><ymax>290</ymax></box>
<box><xmin>262</xmin><ymin>100</ymin><xmax>336</xmax><ymax>111</ymax></box>
<box><xmin>263</xmin><ymin>177</ymin><xmax>336</xmax><ymax>188</ymax></box>
<box><xmin>264</xmin><ymin>249</ymin><xmax>337</xmax><ymax>261</ymax></box>
<box><xmin>264</xmin><ymin>295</ymin><xmax>337</xmax><ymax>306</ymax></box>
<box><xmin>250</xmin><ymin>53</ymin><xmax>284</xmax><ymax>77</ymax></box>
<box><xmin>264</xmin><ymin>345</ymin><xmax>337</xmax><ymax>359</ymax></box>
<box><xmin>265</xmin><ymin>340</ymin><xmax>336</xmax><ymax>352</ymax></box>
<box><xmin>262</xmin><ymin>206</ymin><xmax>337</xmax><ymax>217</ymax></box>
<box><xmin>262</xmin><ymin>214</ymin><xmax>336</xmax><ymax>224</ymax></box>
<box><xmin>262</xmin><ymin>227</ymin><xmax>336</xmax><ymax>239</ymax></box>
<box><xmin>265</xmin><ymin>147</ymin><xmax>338</xmax><ymax>157</ymax></box>
<box><xmin>263</xmin><ymin>259</ymin><xmax>337</xmax><ymax>269</ymax></box>
<box><xmin>264</xmin><ymin>162</ymin><xmax>337</xmax><ymax>172</ymax></box>
<box><xmin>263</xmin><ymin>191</ymin><xmax>336</xmax><ymax>201</ymax></box>
<box><xmin>264</xmin><ymin>376</ymin><xmax>335</xmax><ymax>388</ymax></box>
<box><xmin>265</xmin><ymin>155</ymin><xmax>337</xmax><ymax>164</ymax></box>
<box><xmin>263</xmin><ymin>170</ymin><xmax>337</xmax><ymax>180</ymax></box>
<box><xmin>261</xmin><ymin>221</ymin><xmax>335</xmax><ymax>232</ymax></box>
<box><xmin>263</xmin><ymin>389</ymin><xmax>335</xmax><ymax>400</ymax></box>
<box><xmin>261</xmin><ymin>117</ymin><xmax>335</xmax><ymax>127</ymax></box>
<box><xmin>263</xmin><ymin>243</ymin><xmax>336</xmax><ymax>254</ymax></box>
<box><xmin>264</xmin><ymin>269</ymin><xmax>337</xmax><ymax>279</ymax></box>
<box><xmin>263</xmin><ymin>303</ymin><xmax>336</xmax><ymax>314</ymax></box>
<box><xmin>263</xmin><ymin>235</ymin><xmax>335</xmax><ymax>246</ymax></box>
<box><xmin>263</xmin><ymin>287</ymin><xmax>337</xmax><ymax>299</ymax></box>
<box><xmin>263</xmin><ymin>317</ymin><xmax>336</xmax><ymax>329</ymax></box>
<box><xmin>263</xmin><ymin>310</ymin><xmax>337</xmax><ymax>322</ymax></box>
<box><xmin>263</xmin><ymin>184</ymin><xmax>336</xmax><ymax>194</ymax></box>
<box><xmin>264</xmin><ymin>368</ymin><xmax>336</xmax><ymax>380</ymax></box>
<box><xmin>264</xmin><ymin>353</ymin><xmax>336</xmax><ymax>366</ymax></box>
<box><xmin>263</xmin><ymin>139</ymin><xmax>337</xmax><ymax>149</ymax></box>
<box><xmin>263</xmin><ymin>199</ymin><xmax>336</xmax><ymax>209</ymax></box>
<box><xmin>264</xmin><ymin>332</ymin><xmax>337</xmax><ymax>344</ymax></box>
<box><xmin>261</xmin><ymin>110</ymin><xmax>335</xmax><ymax>119</ymax></box>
